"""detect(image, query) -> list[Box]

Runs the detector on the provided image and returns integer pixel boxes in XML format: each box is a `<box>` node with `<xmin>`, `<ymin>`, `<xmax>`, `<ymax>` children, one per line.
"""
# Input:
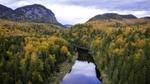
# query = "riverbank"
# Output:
<box><xmin>50</xmin><ymin>54</ymin><xmax>76</xmax><ymax>84</ymax></box>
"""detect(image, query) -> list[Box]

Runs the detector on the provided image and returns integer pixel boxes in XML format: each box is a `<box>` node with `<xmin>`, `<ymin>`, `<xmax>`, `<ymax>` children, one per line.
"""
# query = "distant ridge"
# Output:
<box><xmin>64</xmin><ymin>24</ymin><xmax>72</xmax><ymax>28</ymax></box>
<box><xmin>141</xmin><ymin>17</ymin><xmax>150</xmax><ymax>20</ymax></box>
<box><xmin>0</xmin><ymin>4</ymin><xmax>63</xmax><ymax>26</ymax></box>
<box><xmin>87</xmin><ymin>13</ymin><xmax>137</xmax><ymax>22</ymax></box>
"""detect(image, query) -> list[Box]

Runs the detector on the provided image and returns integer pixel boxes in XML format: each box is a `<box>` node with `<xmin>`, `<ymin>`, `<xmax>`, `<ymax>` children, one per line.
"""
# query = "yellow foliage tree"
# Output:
<box><xmin>60</xmin><ymin>46</ymin><xmax>69</xmax><ymax>55</ymax></box>
<box><xmin>91</xmin><ymin>37</ymin><xmax>101</xmax><ymax>49</ymax></box>
<box><xmin>136</xmin><ymin>39</ymin><xmax>146</xmax><ymax>48</ymax></box>
<box><xmin>115</xmin><ymin>35</ymin><xmax>124</xmax><ymax>46</ymax></box>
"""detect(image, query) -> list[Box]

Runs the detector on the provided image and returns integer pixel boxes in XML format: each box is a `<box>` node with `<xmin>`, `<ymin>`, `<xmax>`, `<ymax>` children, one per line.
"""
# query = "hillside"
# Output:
<box><xmin>87</xmin><ymin>13</ymin><xmax>137</xmax><ymax>22</ymax></box>
<box><xmin>86</xmin><ymin>18</ymin><xmax>149</xmax><ymax>30</ymax></box>
<box><xmin>67</xmin><ymin>23</ymin><xmax>150</xmax><ymax>84</ymax></box>
<box><xmin>142</xmin><ymin>17</ymin><xmax>150</xmax><ymax>20</ymax></box>
<box><xmin>0</xmin><ymin>20</ymin><xmax>74</xmax><ymax>84</ymax></box>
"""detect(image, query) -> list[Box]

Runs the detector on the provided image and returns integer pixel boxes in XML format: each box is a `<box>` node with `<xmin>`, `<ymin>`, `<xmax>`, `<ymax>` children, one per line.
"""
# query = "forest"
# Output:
<box><xmin>0</xmin><ymin>19</ymin><xmax>150</xmax><ymax>84</ymax></box>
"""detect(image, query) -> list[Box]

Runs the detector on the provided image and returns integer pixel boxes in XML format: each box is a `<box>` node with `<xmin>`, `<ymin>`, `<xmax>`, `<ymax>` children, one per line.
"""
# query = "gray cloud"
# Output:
<box><xmin>0</xmin><ymin>0</ymin><xmax>22</xmax><ymax>4</ymax></box>
<box><xmin>58</xmin><ymin>0</ymin><xmax>150</xmax><ymax>11</ymax></box>
<box><xmin>115</xmin><ymin>0</ymin><xmax>150</xmax><ymax>11</ymax></box>
<box><xmin>1</xmin><ymin>0</ymin><xmax>150</xmax><ymax>11</ymax></box>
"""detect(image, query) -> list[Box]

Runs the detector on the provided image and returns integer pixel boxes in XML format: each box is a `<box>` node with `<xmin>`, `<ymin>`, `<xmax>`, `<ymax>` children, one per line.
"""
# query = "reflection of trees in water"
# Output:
<box><xmin>75</xmin><ymin>47</ymin><xmax>103</xmax><ymax>82</ymax></box>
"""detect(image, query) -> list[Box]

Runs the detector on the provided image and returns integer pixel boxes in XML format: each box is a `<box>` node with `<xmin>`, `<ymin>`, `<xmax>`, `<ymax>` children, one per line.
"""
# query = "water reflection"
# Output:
<box><xmin>60</xmin><ymin>60</ymin><xmax>102</xmax><ymax>84</ymax></box>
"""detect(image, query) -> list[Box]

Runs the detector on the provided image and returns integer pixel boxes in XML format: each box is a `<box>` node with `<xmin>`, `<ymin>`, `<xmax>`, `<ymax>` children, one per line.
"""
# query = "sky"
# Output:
<box><xmin>0</xmin><ymin>0</ymin><xmax>150</xmax><ymax>24</ymax></box>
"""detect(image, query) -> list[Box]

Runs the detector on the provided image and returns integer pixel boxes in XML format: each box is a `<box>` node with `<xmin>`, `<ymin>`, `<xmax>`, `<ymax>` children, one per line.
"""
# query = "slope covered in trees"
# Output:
<box><xmin>0</xmin><ymin>19</ymin><xmax>150</xmax><ymax>84</ymax></box>
<box><xmin>0</xmin><ymin>20</ymin><xmax>73</xmax><ymax>84</ymax></box>
<box><xmin>68</xmin><ymin>21</ymin><xmax>150</xmax><ymax>84</ymax></box>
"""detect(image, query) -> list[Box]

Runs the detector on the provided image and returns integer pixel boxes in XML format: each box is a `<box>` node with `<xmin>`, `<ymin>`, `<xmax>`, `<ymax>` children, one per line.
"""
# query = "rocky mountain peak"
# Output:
<box><xmin>0</xmin><ymin>4</ymin><xmax>62</xmax><ymax>26</ymax></box>
<box><xmin>13</xmin><ymin>4</ymin><xmax>58</xmax><ymax>24</ymax></box>
<box><xmin>0</xmin><ymin>4</ymin><xmax>13</xmax><ymax>19</ymax></box>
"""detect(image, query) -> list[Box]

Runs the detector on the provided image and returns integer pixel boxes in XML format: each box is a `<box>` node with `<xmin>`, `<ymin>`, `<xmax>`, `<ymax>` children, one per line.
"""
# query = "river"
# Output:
<box><xmin>60</xmin><ymin>60</ymin><xmax>102</xmax><ymax>84</ymax></box>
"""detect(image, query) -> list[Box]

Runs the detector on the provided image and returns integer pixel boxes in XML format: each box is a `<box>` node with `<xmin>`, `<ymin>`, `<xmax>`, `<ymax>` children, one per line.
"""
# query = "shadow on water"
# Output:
<box><xmin>60</xmin><ymin>47</ymin><xmax>102</xmax><ymax>84</ymax></box>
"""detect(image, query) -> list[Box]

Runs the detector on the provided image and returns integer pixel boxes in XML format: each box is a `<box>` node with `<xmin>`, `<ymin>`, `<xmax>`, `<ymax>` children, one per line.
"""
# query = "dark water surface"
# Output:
<box><xmin>60</xmin><ymin>60</ymin><xmax>102</xmax><ymax>84</ymax></box>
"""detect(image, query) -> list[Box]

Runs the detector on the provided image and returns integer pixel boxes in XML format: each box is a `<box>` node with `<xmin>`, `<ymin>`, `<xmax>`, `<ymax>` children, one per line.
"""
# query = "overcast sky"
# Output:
<box><xmin>0</xmin><ymin>0</ymin><xmax>150</xmax><ymax>24</ymax></box>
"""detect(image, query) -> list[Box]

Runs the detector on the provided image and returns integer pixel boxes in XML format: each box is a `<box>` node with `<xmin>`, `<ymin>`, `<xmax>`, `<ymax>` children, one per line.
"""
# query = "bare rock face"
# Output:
<box><xmin>0</xmin><ymin>4</ymin><xmax>62</xmax><ymax>26</ymax></box>
<box><xmin>13</xmin><ymin>4</ymin><xmax>58</xmax><ymax>23</ymax></box>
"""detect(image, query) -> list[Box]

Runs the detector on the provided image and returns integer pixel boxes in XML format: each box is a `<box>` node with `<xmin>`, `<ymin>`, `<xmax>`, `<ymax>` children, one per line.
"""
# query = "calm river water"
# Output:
<box><xmin>60</xmin><ymin>60</ymin><xmax>102</xmax><ymax>84</ymax></box>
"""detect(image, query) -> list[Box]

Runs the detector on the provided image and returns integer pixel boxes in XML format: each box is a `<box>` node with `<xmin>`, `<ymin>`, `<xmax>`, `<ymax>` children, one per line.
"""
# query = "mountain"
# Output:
<box><xmin>87</xmin><ymin>13</ymin><xmax>137</xmax><ymax>22</ymax></box>
<box><xmin>0</xmin><ymin>4</ymin><xmax>13</xmax><ymax>19</ymax></box>
<box><xmin>13</xmin><ymin>4</ymin><xmax>58</xmax><ymax>23</ymax></box>
<box><xmin>141</xmin><ymin>17</ymin><xmax>150</xmax><ymax>20</ymax></box>
<box><xmin>0</xmin><ymin>4</ymin><xmax>62</xmax><ymax>26</ymax></box>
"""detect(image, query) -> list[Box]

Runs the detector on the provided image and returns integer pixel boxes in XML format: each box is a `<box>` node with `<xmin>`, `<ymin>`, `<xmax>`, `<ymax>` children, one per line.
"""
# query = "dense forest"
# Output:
<box><xmin>0</xmin><ymin>20</ymin><xmax>74</xmax><ymax>84</ymax></box>
<box><xmin>0</xmin><ymin>19</ymin><xmax>150</xmax><ymax>84</ymax></box>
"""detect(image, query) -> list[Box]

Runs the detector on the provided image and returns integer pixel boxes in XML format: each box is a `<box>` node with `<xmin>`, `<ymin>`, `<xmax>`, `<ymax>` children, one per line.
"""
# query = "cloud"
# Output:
<box><xmin>45</xmin><ymin>4</ymin><xmax>109</xmax><ymax>24</ymax></box>
<box><xmin>2</xmin><ymin>0</ymin><xmax>43</xmax><ymax>9</ymax></box>
<box><xmin>2</xmin><ymin>0</ymin><xmax>150</xmax><ymax>11</ymax></box>
<box><xmin>0</xmin><ymin>0</ymin><xmax>150</xmax><ymax>24</ymax></box>
<box><xmin>115</xmin><ymin>0</ymin><xmax>150</xmax><ymax>11</ymax></box>
<box><xmin>51</xmin><ymin>0</ymin><xmax>150</xmax><ymax>11</ymax></box>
